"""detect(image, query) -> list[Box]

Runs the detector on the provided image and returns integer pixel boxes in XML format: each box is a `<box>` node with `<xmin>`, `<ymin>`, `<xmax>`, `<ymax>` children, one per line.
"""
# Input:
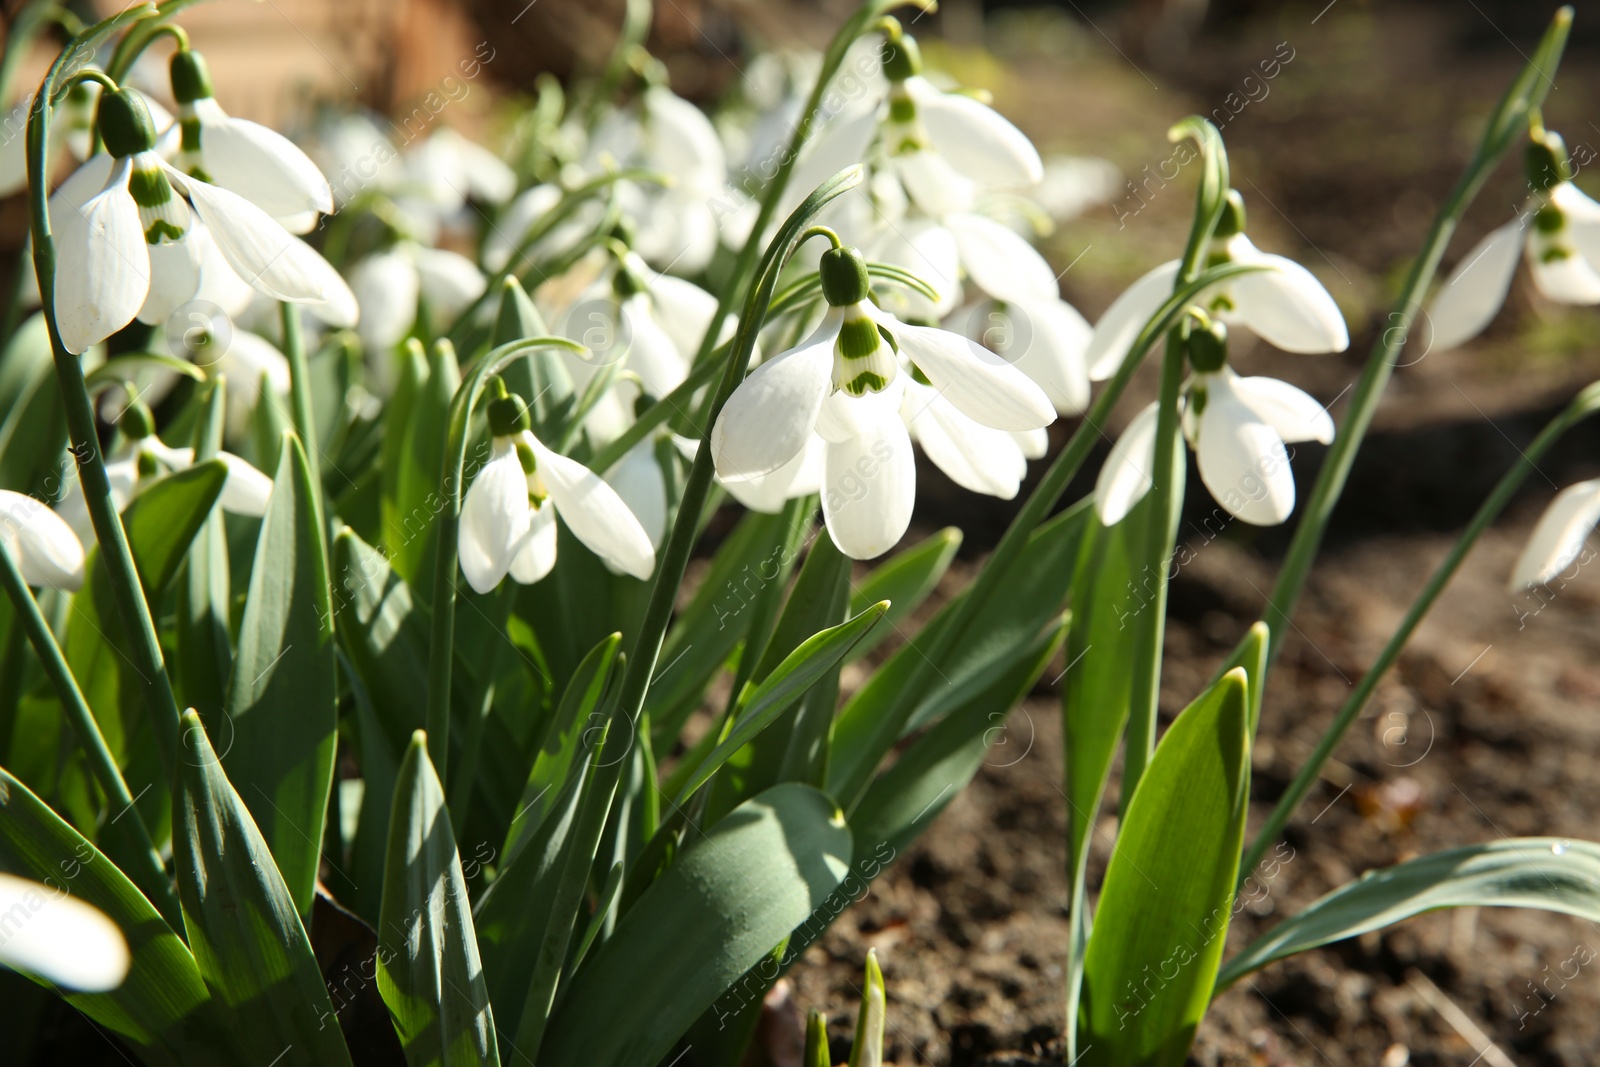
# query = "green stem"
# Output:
<box><xmin>1122</xmin><ymin>118</ymin><xmax>1228</xmax><ymax>800</ymax></box>
<box><xmin>280</xmin><ymin>303</ymin><xmax>315</xmax><ymax>450</ymax></box>
<box><xmin>27</xmin><ymin>2</ymin><xmax>182</xmax><ymax>775</ymax></box>
<box><xmin>1251</xmin><ymin>6</ymin><xmax>1573</xmax><ymax>670</ymax></box>
<box><xmin>1238</xmin><ymin>380</ymin><xmax>1600</xmax><ymax>883</ymax></box>
<box><xmin>424</xmin><ymin>338</ymin><xmax>586</xmax><ymax>781</ymax></box>
<box><xmin>0</xmin><ymin>541</ymin><xmax>179</xmax><ymax>928</ymax></box>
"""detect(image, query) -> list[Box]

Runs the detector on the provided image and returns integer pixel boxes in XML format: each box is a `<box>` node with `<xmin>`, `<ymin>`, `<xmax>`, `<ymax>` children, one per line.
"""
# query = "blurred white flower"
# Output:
<box><xmin>0</xmin><ymin>873</ymin><xmax>128</xmax><ymax>992</ymax></box>
<box><xmin>348</xmin><ymin>242</ymin><xmax>485</xmax><ymax>352</ymax></box>
<box><xmin>1509</xmin><ymin>478</ymin><xmax>1600</xmax><ymax>589</ymax></box>
<box><xmin>0</xmin><ymin>489</ymin><xmax>85</xmax><ymax>591</ymax></box>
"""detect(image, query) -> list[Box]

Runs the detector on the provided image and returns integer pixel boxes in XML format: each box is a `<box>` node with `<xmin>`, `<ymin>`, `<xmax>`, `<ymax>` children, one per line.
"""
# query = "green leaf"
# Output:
<box><xmin>378</xmin><ymin>732</ymin><xmax>500</xmax><ymax>1067</ymax></box>
<box><xmin>678</xmin><ymin>601</ymin><xmax>888</xmax><ymax>805</ymax></box>
<box><xmin>176</xmin><ymin>383</ymin><xmax>234</xmax><ymax>724</ymax></box>
<box><xmin>1078</xmin><ymin>669</ymin><xmax>1250</xmax><ymax>1067</ymax></box>
<box><xmin>1219</xmin><ymin>837</ymin><xmax>1600</xmax><ymax>989</ymax></box>
<box><xmin>0</xmin><ymin>314</ymin><xmax>66</xmax><ymax>493</ymax></box>
<box><xmin>65</xmin><ymin>461</ymin><xmax>228</xmax><ymax>763</ymax></box>
<box><xmin>0</xmin><ymin>768</ymin><xmax>221</xmax><ymax>1064</ymax></box>
<box><xmin>222</xmin><ymin>433</ymin><xmax>338</xmax><ymax>917</ymax></box>
<box><xmin>539</xmin><ymin>784</ymin><xmax>852</xmax><ymax>1067</ymax></box>
<box><xmin>845</xmin><ymin>526</ymin><xmax>960</xmax><ymax>663</ymax></box>
<box><xmin>82</xmin><ymin>352</ymin><xmax>205</xmax><ymax>391</ymax></box>
<box><xmin>332</xmin><ymin>527</ymin><xmax>429</xmax><ymax>755</ymax></box>
<box><xmin>173</xmin><ymin>711</ymin><xmax>354</xmax><ymax>1066</ymax></box>
<box><xmin>503</xmin><ymin>632</ymin><xmax>620</xmax><ymax>864</ymax></box>
<box><xmin>829</xmin><ymin>500</ymin><xmax>1090</xmax><ymax>806</ymax></box>
<box><xmin>393</xmin><ymin>341</ymin><xmax>459</xmax><ymax>589</ymax></box>
<box><xmin>381</xmin><ymin>342</ymin><xmax>428</xmax><ymax>558</ymax></box>
<box><xmin>494</xmin><ymin>277</ymin><xmax>572</xmax><ymax>441</ymax></box>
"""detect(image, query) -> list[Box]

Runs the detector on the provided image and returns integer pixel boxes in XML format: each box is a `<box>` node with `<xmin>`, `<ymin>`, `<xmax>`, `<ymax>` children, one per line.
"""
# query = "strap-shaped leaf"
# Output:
<box><xmin>332</xmin><ymin>527</ymin><xmax>429</xmax><ymax>755</ymax></box>
<box><xmin>1078</xmin><ymin>669</ymin><xmax>1250</xmax><ymax>1067</ymax></box>
<box><xmin>173</xmin><ymin>711</ymin><xmax>354</xmax><ymax>1066</ymax></box>
<box><xmin>378</xmin><ymin>732</ymin><xmax>500</xmax><ymax>1067</ymax></box>
<box><xmin>65</xmin><ymin>460</ymin><xmax>228</xmax><ymax>762</ymax></box>
<box><xmin>0</xmin><ymin>768</ymin><xmax>220</xmax><ymax>1063</ymax></box>
<box><xmin>223</xmin><ymin>432</ymin><xmax>338</xmax><ymax>917</ymax></box>
<box><xmin>1219</xmin><ymin>838</ymin><xmax>1600</xmax><ymax>989</ymax></box>
<box><xmin>845</xmin><ymin>526</ymin><xmax>960</xmax><ymax>663</ymax></box>
<box><xmin>539</xmin><ymin>783</ymin><xmax>852</xmax><ymax>1067</ymax></box>
<box><xmin>503</xmin><ymin>632</ymin><xmax>621</xmax><ymax>864</ymax></box>
<box><xmin>176</xmin><ymin>383</ymin><xmax>234</xmax><ymax>725</ymax></box>
<box><xmin>679</xmin><ymin>601</ymin><xmax>889</xmax><ymax>805</ymax></box>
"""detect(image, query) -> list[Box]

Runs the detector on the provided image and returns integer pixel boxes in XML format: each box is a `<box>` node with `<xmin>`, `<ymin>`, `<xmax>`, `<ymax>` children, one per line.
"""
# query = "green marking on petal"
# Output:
<box><xmin>837</xmin><ymin>316</ymin><xmax>883</xmax><ymax>361</ymax></box>
<box><xmin>844</xmin><ymin>372</ymin><xmax>889</xmax><ymax>396</ymax></box>
<box><xmin>145</xmin><ymin>220</ymin><xmax>186</xmax><ymax>244</ymax></box>
<box><xmin>180</xmin><ymin>117</ymin><xmax>204</xmax><ymax>154</ymax></box>
<box><xmin>128</xmin><ymin>166</ymin><xmax>176</xmax><ymax>209</ymax></box>
<box><xmin>1540</xmin><ymin>244</ymin><xmax>1574</xmax><ymax>264</ymax></box>
<box><xmin>888</xmin><ymin>96</ymin><xmax>916</xmax><ymax>125</ymax></box>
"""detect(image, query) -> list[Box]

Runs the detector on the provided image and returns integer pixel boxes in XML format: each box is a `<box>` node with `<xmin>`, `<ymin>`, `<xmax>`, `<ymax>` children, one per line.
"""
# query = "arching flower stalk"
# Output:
<box><xmin>713</xmin><ymin>240</ymin><xmax>1053</xmax><ymax>559</ymax></box>
<box><xmin>458</xmin><ymin>380</ymin><xmax>657</xmax><ymax>592</ymax></box>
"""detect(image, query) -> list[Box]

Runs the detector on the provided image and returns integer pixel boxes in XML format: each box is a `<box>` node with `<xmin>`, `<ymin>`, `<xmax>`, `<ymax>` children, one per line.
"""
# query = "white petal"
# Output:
<box><xmin>720</xmin><ymin>435</ymin><xmax>826</xmax><ymax>513</ymax></box>
<box><xmin>1510</xmin><ymin>478</ymin><xmax>1600</xmax><ymax>589</ymax></box>
<box><xmin>216</xmin><ymin>451</ymin><xmax>274</xmax><ymax>516</ymax></box>
<box><xmin>1527</xmin><ymin>233</ymin><xmax>1600</xmax><ymax>305</ymax></box>
<box><xmin>947</xmin><ymin>212</ymin><xmax>1058</xmax><ymax>304</ymax></box>
<box><xmin>0</xmin><ymin>490</ymin><xmax>86</xmax><ymax>591</ymax></box>
<box><xmin>604</xmin><ymin>444</ymin><xmax>669</xmax><ymax>549</ymax></box>
<box><xmin>867</xmin><ymin>218</ymin><xmax>961</xmax><ymax>318</ymax></box>
<box><xmin>529</xmin><ymin>436</ymin><xmax>656</xmax><ymax>580</ymax></box>
<box><xmin>643</xmin><ymin>86</ymin><xmax>726</xmax><ymax>188</ymax></box>
<box><xmin>780</xmin><ymin>106</ymin><xmax>881</xmax><ymax>221</ymax></box>
<box><xmin>895</xmin><ymin>148</ymin><xmax>977</xmax><ymax>217</ymax></box>
<box><xmin>485</xmin><ymin>184</ymin><xmax>563</xmax><ymax>272</ymax></box>
<box><xmin>1014</xmin><ymin>426</ymin><xmax>1048</xmax><ymax>459</ymax></box>
<box><xmin>190</xmin><ymin>221</ymin><xmax>257</xmax><ymax>319</ymax></box>
<box><xmin>1093</xmin><ymin>402</ymin><xmax>1158</xmax><ymax>525</ymax></box>
<box><xmin>619</xmin><ymin>295</ymin><xmax>688</xmax><ymax>397</ymax></box>
<box><xmin>413</xmin><ymin>246</ymin><xmax>486</xmax><ymax>322</ymax></box>
<box><xmin>136</xmin><ymin>237</ymin><xmax>202</xmax><ymax>326</ymax></box>
<box><xmin>1084</xmin><ymin>260</ymin><xmax>1180</xmax><ymax>380</ymax></box>
<box><xmin>458</xmin><ymin>440</ymin><xmax>531</xmax><ymax>594</ymax></box>
<box><xmin>1196</xmin><ymin>378</ymin><xmax>1296</xmax><ymax>526</ymax></box>
<box><xmin>887</xmin><ymin>316</ymin><xmax>1054</xmax><ymax>431</ymax></box>
<box><xmin>195</xmin><ymin>102</ymin><xmax>334</xmax><ymax>219</ymax></box>
<box><xmin>1001</xmin><ymin>297</ymin><xmax>1092</xmax><ymax>415</ymax></box>
<box><xmin>902</xmin><ymin>382</ymin><xmax>1025</xmax><ymax>499</ymax></box>
<box><xmin>1224</xmin><ymin>238</ymin><xmax>1349</xmax><ymax>353</ymax></box>
<box><xmin>509</xmin><ymin>503</ymin><xmax>558</xmax><ymax>585</ymax></box>
<box><xmin>644</xmin><ymin>271</ymin><xmax>720</xmax><ymax>360</ymax></box>
<box><xmin>47</xmin><ymin>153</ymin><xmax>116</xmax><ymax>216</ymax></box>
<box><xmin>1230</xmin><ymin>374</ymin><xmax>1334</xmax><ymax>444</ymax></box>
<box><xmin>54</xmin><ymin>158</ymin><xmax>149</xmax><ymax>355</ymax></box>
<box><xmin>439</xmin><ymin>128</ymin><xmax>516</xmax><ymax>204</ymax></box>
<box><xmin>0</xmin><ymin>873</ymin><xmax>129</xmax><ymax>991</ymax></box>
<box><xmin>174</xmin><ymin>169</ymin><xmax>329</xmax><ymax>304</ymax></box>
<box><xmin>821</xmin><ymin>403</ymin><xmax>916</xmax><ymax>560</ymax></box>
<box><xmin>904</xmin><ymin>77</ymin><xmax>1043</xmax><ymax>188</ymax></box>
<box><xmin>711</xmin><ymin>318</ymin><xmax>837</xmax><ymax>479</ymax></box>
<box><xmin>1427</xmin><ymin>219</ymin><xmax>1526</xmax><ymax>351</ymax></box>
<box><xmin>350</xmin><ymin>250</ymin><xmax>420</xmax><ymax>351</ymax></box>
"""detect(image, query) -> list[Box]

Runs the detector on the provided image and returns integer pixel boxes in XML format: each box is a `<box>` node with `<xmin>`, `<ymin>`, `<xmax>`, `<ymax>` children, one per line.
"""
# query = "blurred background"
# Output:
<box><xmin>9</xmin><ymin>1</ymin><xmax>1600</xmax><ymax>1064</ymax></box>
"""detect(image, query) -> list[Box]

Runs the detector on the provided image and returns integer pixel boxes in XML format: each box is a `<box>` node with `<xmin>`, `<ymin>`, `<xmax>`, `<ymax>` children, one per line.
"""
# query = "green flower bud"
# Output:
<box><xmin>820</xmin><ymin>245</ymin><xmax>870</xmax><ymax>307</ymax></box>
<box><xmin>118</xmin><ymin>399</ymin><xmax>156</xmax><ymax>441</ymax></box>
<box><xmin>1186</xmin><ymin>317</ymin><xmax>1229</xmax><ymax>374</ymax></box>
<box><xmin>170</xmin><ymin>49</ymin><xmax>214</xmax><ymax>105</ymax></box>
<box><xmin>1527</xmin><ymin>128</ymin><xmax>1572</xmax><ymax>193</ymax></box>
<box><xmin>487</xmin><ymin>391</ymin><xmax>531</xmax><ymax>437</ymax></box>
<box><xmin>97</xmin><ymin>88</ymin><xmax>157</xmax><ymax>159</ymax></box>
<box><xmin>1213</xmin><ymin>189</ymin><xmax>1247</xmax><ymax>240</ymax></box>
<box><xmin>880</xmin><ymin>34</ymin><xmax>922</xmax><ymax>82</ymax></box>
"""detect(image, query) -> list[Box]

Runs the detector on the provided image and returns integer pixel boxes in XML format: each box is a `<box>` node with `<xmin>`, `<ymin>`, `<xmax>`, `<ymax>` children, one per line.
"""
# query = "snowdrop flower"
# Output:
<box><xmin>1509</xmin><ymin>479</ymin><xmax>1600</xmax><ymax>589</ymax></box>
<box><xmin>584</xmin><ymin>84</ymin><xmax>731</xmax><ymax>273</ymax></box>
<box><xmin>0</xmin><ymin>490</ymin><xmax>85</xmax><ymax>591</ymax></box>
<box><xmin>403</xmin><ymin>127</ymin><xmax>517</xmax><ymax>213</ymax></box>
<box><xmin>0</xmin><ymin>873</ymin><xmax>129</xmax><ymax>991</ymax></box>
<box><xmin>348</xmin><ymin>242</ymin><xmax>485</xmax><ymax>352</ymax></box>
<box><xmin>713</xmin><ymin>242</ymin><xmax>1053</xmax><ymax>559</ymax></box>
<box><xmin>1429</xmin><ymin>124</ymin><xmax>1600</xmax><ymax>352</ymax></box>
<box><xmin>1094</xmin><ymin>319</ymin><xmax>1333</xmax><ymax>526</ymax></box>
<box><xmin>901</xmin><ymin>373</ymin><xmax>1046</xmax><ymax>500</ymax></box>
<box><xmin>458</xmin><ymin>382</ymin><xmax>656</xmax><ymax>592</ymax></box>
<box><xmin>50</xmin><ymin>86</ymin><xmax>354</xmax><ymax>354</ymax></box>
<box><xmin>161</xmin><ymin>48</ymin><xmax>333</xmax><ymax>234</ymax></box>
<box><xmin>1084</xmin><ymin>191</ymin><xmax>1349</xmax><ymax>381</ymax></box>
<box><xmin>54</xmin><ymin>399</ymin><xmax>272</xmax><ymax>544</ymax></box>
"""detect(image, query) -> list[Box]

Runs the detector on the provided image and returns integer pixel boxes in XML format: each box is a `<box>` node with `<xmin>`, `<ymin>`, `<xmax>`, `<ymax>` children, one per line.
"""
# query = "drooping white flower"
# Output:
<box><xmin>1509</xmin><ymin>478</ymin><xmax>1600</xmax><ymax>590</ymax></box>
<box><xmin>50</xmin><ymin>86</ymin><xmax>355</xmax><ymax>355</ymax></box>
<box><xmin>1429</xmin><ymin>128</ymin><xmax>1600</xmax><ymax>351</ymax></box>
<box><xmin>0</xmin><ymin>873</ymin><xmax>129</xmax><ymax>991</ymax></box>
<box><xmin>348</xmin><ymin>242</ymin><xmax>485</xmax><ymax>352</ymax></box>
<box><xmin>1084</xmin><ymin>193</ymin><xmax>1349</xmax><ymax>381</ymax></box>
<box><xmin>0</xmin><ymin>489</ymin><xmax>86</xmax><ymax>591</ymax></box>
<box><xmin>900</xmin><ymin>376</ymin><xmax>1040</xmax><ymax>500</ymax></box>
<box><xmin>54</xmin><ymin>401</ymin><xmax>272</xmax><ymax>544</ymax></box>
<box><xmin>713</xmin><ymin>244</ymin><xmax>1053</xmax><ymax>558</ymax></box>
<box><xmin>458</xmin><ymin>386</ymin><xmax>656</xmax><ymax>592</ymax></box>
<box><xmin>403</xmin><ymin>126</ymin><xmax>517</xmax><ymax>213</ymax></box>
<box><xmin>1094</xmin><ymin>321</ymin><xmax>1333</xmax><ymax>527</ymax></box>
<box><xmin>160</xmin><ymin>48</ymin><xmax>333</xmax><ymax>234</ymax></box>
